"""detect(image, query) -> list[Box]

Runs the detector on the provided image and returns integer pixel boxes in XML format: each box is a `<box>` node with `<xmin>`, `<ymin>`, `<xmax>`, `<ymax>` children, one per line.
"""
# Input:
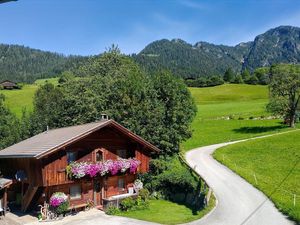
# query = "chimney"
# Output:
<box><xmin>101</xmin><ymin>113</ymin><xmax>108</xmax><ymax>120</ymax></box>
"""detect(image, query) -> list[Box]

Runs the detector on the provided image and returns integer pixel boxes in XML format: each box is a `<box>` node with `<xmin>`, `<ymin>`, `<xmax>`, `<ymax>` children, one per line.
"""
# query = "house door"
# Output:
<box><xmin>93</xmin><ymin>180</ymin><xmax>102</xmax><ymax>206</ymax></box>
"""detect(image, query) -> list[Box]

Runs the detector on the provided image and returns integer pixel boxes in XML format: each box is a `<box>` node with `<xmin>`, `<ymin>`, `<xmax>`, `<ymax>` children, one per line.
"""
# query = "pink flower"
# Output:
<box><xmin>50</xmin><ymin>192</ymin><xmax>68</xmax><ymax>207</ymax></box>
<box><xmin>67</xmin><ymin>158</ymin><xmax>141</xmax><ymax>178</ymax></box>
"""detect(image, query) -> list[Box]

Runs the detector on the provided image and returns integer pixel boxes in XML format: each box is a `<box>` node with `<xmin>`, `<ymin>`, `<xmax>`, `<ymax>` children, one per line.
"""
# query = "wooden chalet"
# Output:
<box><xmin>0</xmin><ymin>80</ymin><xmax>18</xmax><ymax>90</ymax></box>
<box><xmin>0</xmin><ymin>119</ymin><xmax>159</xmax><ymax>212</ymax></box>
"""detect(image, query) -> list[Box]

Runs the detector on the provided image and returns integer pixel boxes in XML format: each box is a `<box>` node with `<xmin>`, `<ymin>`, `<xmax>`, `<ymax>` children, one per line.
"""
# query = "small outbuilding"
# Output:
<box><xmin>0</xmin><ymin>80</ymin><xmax>18</xmax><ymax>90</ymax></box>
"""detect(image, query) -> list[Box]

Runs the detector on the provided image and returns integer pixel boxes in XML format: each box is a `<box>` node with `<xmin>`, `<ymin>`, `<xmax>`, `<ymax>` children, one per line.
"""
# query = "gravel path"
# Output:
<box><xmin>184</xmin><ymin>135</ymin><xmax>295</xmax><ymax>225</ymax></box>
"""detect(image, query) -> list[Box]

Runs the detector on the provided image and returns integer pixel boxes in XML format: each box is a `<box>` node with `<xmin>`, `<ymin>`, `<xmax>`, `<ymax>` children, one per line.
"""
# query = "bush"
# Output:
<box><xmin>54</xmin><ymin>201</ymin><xmax>69</xmax><ymax>215</ymax></box>
<box><xmin>150</xmin><ymin>191</ymin><xmax>165</xmax><ymax>199</ymax></box>
<box><xmin>134</xmin><ymin>196</ymin><xmax>149</xmax><ymax>210</ymax></box>
<box><xmin>106</xmin><ymin>206</ymin><xmax>120</xmax><ymax>215</ymax></box>
<box><xmin>246</xmin><ymin>75</ymin><xmax>259</xmax><ymax>85</ymax></box>
<box><xmin>141</xmin><ymin>156</ymin><xmax>201</xmax><ymax>205</ymax></box>
<box><xmin>120</xmin><ymin>197</ymin><xmax>136</xmax><ymax>211</ymax></box>
<box><xmin>185</xmin><ymin>76</ymin><xmax>224</xmax><ymax>88</ymax></box>
<box><xmin>138</xmin><ymin>188</ymin><xmax>150</xmax><ymax>201</ymax></box>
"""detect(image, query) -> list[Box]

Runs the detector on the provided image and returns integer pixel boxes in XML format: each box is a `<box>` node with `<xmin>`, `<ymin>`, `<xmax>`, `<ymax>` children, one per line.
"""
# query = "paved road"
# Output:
<box><xmin>24</xmin><ymin>209</ymin><xmax>158</xmax><ymax>225</ymax></box>
<box><xmin>185</xmin><ymin>140</ymin><xmax>294</xmax><ymax>225</ymax></box>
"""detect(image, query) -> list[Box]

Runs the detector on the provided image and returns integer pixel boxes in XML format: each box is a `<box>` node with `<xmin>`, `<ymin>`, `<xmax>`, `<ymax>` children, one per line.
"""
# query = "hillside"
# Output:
<box><xmin>1</xmin><ymin>26</ymin><xmax>300</xmax><ymax>82</ymax></box>
<box><xmin>0</xmin><ymin>44</ymin><xmax>87</xmax><ymax>83</ymax></box>
<box><xmin>182</xmin><ymin>84</ymin><xmax>292</xmax><ymax>151</ymax></box>
<box><xmin>134</xmin><ymin>26</ymin><xmax>300</xmax><ymax>78</ymax></box>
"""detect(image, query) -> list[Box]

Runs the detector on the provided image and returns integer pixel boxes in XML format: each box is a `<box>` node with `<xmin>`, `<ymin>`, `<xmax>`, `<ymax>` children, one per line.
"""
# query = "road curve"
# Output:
<box><xmin>185</xmin><ymin>140</ymin><xmax>294</xmax><ymax>225</ymax></box>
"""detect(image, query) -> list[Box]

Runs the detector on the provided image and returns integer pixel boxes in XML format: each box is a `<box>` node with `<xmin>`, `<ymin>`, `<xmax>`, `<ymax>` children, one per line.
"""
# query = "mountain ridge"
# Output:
<box><xmin>1</xmin><ymin>25</ymin><xmax>300</xmax><ymax>82</ymax></box>
<box><xmin>134</xmin><ymin>25</ymin><xmax>300</xmax><ymax>78</ymax></box>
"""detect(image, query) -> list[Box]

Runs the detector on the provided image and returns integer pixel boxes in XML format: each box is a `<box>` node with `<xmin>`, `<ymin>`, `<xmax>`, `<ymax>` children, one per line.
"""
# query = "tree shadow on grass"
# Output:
<box><xmin>232</xmin><ymin>125</ymin><xmax>287</xmax><ymax>134</ymax></box>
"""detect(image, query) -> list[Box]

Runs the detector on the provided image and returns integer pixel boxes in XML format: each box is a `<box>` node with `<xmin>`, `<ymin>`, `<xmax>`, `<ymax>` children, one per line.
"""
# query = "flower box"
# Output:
<box><xmin>66</xmin><ymin>158</ymin><xmax>141</xmax><ymax>179</ymax></box>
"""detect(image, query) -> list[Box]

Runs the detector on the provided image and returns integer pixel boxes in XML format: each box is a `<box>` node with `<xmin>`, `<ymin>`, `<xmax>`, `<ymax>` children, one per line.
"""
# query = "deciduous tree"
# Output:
<box><xmin>267</xmin><ymin>64</ymin><xmax>300</xmax><ymax>127</ymax></box>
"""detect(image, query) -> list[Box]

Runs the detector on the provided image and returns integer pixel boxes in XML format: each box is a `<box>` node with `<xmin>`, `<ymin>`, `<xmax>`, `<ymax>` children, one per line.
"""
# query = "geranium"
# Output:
<box><xmin>67</xmin><ymin>158</ymin><xmax>141</xmax><ymax>179</ymax></box>
<box><xmin>119</xmin><ymin>159</ymin><xmax>131</xmax><ymax>172</ymax></box>
<box><xmin>129</xmin><ymin>158</ymin><xmax>141</xmax><ymax>173</ymax></box>
<box><xmin>106</xmin><ymin>160</ymin><xmax>119</xmax><ymax>175</ymax></box>
<box><xmin>86</xmin><ymin>163</ymin><xmax>101</xmax><ymax>178</ymax></box>
<box><xmin>71</xmin><ymin>162</ymin><xmax>88</xmax><ymax>179</ymax></box>
<box><xmin>49</xmin><ymin>192</ymin><xmax>68</xmax><ymax>208</ymax></box>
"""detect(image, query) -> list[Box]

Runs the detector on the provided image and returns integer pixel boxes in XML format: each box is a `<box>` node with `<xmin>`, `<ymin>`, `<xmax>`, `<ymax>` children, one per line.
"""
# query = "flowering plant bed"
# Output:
<box><xmin>66</xmin><ymin>158</ymin><xmax>141</xmax><ymax>179</ymax></box>
<box><xmin>49</xmin><ymin>192</ymin><xmax>69</xmax><ymax>215</ymax></box>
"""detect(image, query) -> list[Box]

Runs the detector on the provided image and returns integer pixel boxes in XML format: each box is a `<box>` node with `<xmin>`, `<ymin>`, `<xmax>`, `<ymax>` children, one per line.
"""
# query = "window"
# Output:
<box><xmin>67</xmin><ymin>152</ymin><xmax>77</xmax><ymax>164</ymax></box>
<box><xmin>118</xmin><ymin>178</ymin><xmax>125</xmax><ymax>191</ymax></box>
<box><xmin>70</xmin><ymin>184</ymin><xmax>81</xmax><ymax>200</ymax></box>
<box><xmin>96</xmin><ymin>151</ymin><xmax>103</xmax><ymax>162</ymax></box>
<box><xmin>127</xmin><ymin>149</ymin><xmax>135</xmax><ymax>158</ymax></box>
<box><xmin>116</xmin><ymin>149</ymin><xmax>127</xmax><ymax>159</ymax></box>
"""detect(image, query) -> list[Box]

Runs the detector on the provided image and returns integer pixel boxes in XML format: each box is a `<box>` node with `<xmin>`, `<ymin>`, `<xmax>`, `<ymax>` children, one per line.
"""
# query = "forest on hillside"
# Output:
<box><xmin>1</xmin><ymin>26</ymin><xmax>300</xmax><ymax>83</ymax></box>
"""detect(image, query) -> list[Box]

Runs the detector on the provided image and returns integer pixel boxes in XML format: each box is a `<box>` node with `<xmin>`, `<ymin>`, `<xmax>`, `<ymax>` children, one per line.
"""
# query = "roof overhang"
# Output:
<box><xmin>0</xmin><ymin>119</ymin><xmax>160</xmax><ymax>160</ymax></box>
<box><xmin>35</xmin><ymin>120</ymin><xmax>159</xmax><ymax>159</ymax></box>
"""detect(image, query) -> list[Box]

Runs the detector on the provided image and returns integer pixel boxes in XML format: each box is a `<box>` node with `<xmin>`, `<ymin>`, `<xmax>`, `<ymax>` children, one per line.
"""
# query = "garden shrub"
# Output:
<box><xmin>138</xmin><ymin>188</ymin><xmax>150</xmax><ymax>201</ymax></box>
<box><xmin>106</xmin><ymin>206</ymin><xmax>120</xmax><ymax>215</ymax></box>
<box><xmin>134</xmin><ymin>196</ymin><xmax>149</xmax><ymax>210</ymax></box>
<box><xmin>139</xmin><ymin>156</ymin><xmax>204</xmax><ymax>209</ymax></box>
<box><xmin>49</xmin><ymin>192</ymin><xmax>69</xmax><ymax>215</ymax></box>
<box><xmin>120</xmin><ymin>197</ymin><xmax>136</xmax><ymax>211</ymax></box>
<box><xmin>55</xmin><ymin>201</ymin><xmax>69</xmax><ymax>215</ymax></box>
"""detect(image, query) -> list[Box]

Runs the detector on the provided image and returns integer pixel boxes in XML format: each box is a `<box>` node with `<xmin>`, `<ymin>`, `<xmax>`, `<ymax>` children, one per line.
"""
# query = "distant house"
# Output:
<box><xmin>0</xmin><ymin>119</ymin><xmax>159</xmax><ymax>212</ymax></box>
<box><xmin>0</xmin><ymin>80</ymin><xmax>18</xmax><ymax>90</ymax></box>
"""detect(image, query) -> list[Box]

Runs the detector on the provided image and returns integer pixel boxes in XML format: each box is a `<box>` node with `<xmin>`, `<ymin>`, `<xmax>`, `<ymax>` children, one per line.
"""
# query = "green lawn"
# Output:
<box><xmin>182</xmin><ymin>84</ymin><xmax>291</xmax><ymax>151</ymax></box>
<box><xmin>117</xmin><ymin>197</ymin><xmax>215</xmax><ymax>225</ymax></box>
<box><xmin>0</xmin><ymin>84</ymin><xmax>37</xmax><ymax>117</ymax></box>
<box><xmin>189</xmin><ymin>84</ymin><xmax>268</xmax><ymax>105</ymax></box>
<box><xmin>34</xmin><ymin>77</ymin><xmax>59</xmax><ymax>86</ymax></box>
<box><xmin>0</xmin><ymin>77</ymin><xmax>58</xmax><ymax>117</ymax></box>
<box><xmin>214</xmin><ymin>130</ymin><xmax>300</xmax><ymax>222</ymax></box>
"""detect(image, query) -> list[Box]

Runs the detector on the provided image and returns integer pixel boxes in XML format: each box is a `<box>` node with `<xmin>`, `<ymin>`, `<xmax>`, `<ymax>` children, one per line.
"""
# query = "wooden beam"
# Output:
<box><xmin>21</xmin><ymin>185</ymin><xmax>38</xmax><ymax>212</ymax></box>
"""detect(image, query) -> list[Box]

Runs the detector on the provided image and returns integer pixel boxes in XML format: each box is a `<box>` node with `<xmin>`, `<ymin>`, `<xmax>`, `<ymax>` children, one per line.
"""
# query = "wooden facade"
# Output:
<box><xmin>0</xmin><ymin>121</ymin><xmax>157</xmax><ymax>212</ymax></box>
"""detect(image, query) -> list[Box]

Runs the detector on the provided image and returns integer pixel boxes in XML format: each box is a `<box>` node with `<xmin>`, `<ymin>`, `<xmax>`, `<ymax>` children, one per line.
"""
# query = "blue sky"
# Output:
<box><xmin>0</xmin><ymin>0</ymin><xmax>300</xmax><ymax>55</ymax></box>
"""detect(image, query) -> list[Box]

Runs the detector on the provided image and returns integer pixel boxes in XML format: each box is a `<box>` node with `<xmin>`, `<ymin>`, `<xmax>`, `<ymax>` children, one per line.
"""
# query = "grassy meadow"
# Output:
<box><xmin>0</xmin><ymin>77</ymin><xmax>58</xmax><ymax>117</ymax></box>
<box><xmin>182</xmin><ymin>84</ymin><xmax>291</xmax><ymax>151</ymax></box>
<box><xmin>214</xmin><ymin>130</ymin><xmax>300</xmax><ymax>222</ymax></box>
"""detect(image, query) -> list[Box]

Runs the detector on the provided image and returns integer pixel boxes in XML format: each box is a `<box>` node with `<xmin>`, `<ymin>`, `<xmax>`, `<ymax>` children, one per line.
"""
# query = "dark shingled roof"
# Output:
<box><xmin>0</xmin><ymin>120</ymin><xmax>159</xmax><ymax>159</ymax></box>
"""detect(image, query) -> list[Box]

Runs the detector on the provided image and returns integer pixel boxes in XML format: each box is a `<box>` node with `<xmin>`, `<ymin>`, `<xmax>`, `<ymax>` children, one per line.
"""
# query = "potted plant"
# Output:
<box><xmin>49</xmin><ymin>192</ymin><xmax>69</xmax><ymax>217</ymax></box>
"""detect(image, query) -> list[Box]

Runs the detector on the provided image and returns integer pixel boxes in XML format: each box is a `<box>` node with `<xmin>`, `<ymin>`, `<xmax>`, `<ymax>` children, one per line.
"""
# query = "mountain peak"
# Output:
<box><xmin>135</xmin><ymin>25</ymin><xmax>300</xmax><ymax>78</ymax></box>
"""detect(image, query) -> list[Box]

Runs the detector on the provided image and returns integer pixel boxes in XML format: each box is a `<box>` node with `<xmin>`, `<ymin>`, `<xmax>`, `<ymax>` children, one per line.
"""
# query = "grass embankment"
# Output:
<box><xmin>117</xmin><ymin>196</ymin><xmax>215</xmax><ymax>225</ymax></box>
<box><xmin>182</xmin><ymin>84</ymin><xmax>291</xmax><ymax>151</ymax></box>
<box><xmin>214</xmin><ymin>130</ymin><xmax>300</xmax><ymax>222</ymax></box>
<box><xmin>0</xmin><ymin>77</ymin><xmax>58</xmax><ymax>117</ymax></box>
